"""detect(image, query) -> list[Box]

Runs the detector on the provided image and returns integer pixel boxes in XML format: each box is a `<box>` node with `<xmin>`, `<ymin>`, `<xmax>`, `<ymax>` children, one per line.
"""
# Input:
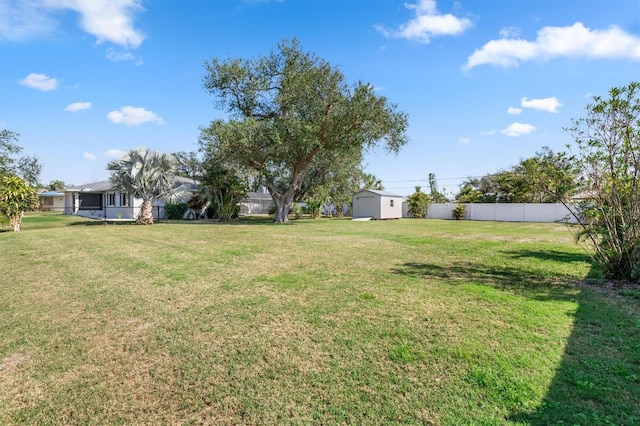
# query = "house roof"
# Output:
<box><xmin>354</xmin><ymin>189</ymin><xmax>403</xmax><ymax>198</ymax></box>
<box><xmin>66</xmin><ymin>180</ymin><xmax>114</xmax><ymax>192</ymax></box>
<box><xmin>246</xmin><ymin>192</ymin><xmax>272</xmax><ymax>200</ymax></box>
<box><xmin>39</xmin><ymin>191</ymin><xmax>65</xmax><ymax>197</ymax></box>
<box><xmin>66</xmin><ymin>177</ymin><xmax>199</xmax><ymax>193</ymax></box>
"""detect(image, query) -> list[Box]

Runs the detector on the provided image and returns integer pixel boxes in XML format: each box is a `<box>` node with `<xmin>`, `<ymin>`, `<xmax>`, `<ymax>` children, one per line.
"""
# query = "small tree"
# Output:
<box><xmin>200</xmin><ymin>159</ymin><xmax>248</xmax><ymax>222</ymax></box>
<box><xmin>406</xmin><ymin>186</ymin><xmax>430</xmax><ymax>218</ymax></box>
<box><xmin>0</xmin><ymin>175</ymin><xmax>39</xmax><ymax>231</ymax></box>
<box><xmin>566</xmin><ymin>82</ymin><xmax>639</xmax><ymax>282</ymax></box>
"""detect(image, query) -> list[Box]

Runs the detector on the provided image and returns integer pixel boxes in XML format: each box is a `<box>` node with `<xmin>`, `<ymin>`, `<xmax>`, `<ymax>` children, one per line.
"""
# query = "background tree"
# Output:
<box><xmin>455</xmin><ymin>149</ymin><xmax>577</xmax><ymax>204</ymax></box>
<box><xmin>0</xmin><ymin>175</ymin><xmax>39</xmax><ymax>231</ymax></box>
<box><xmin>456</xmin><ymin>174</ymin><xmax>499</xmax><ymax>203</ymax></box>
<box><xmin>48</xmin><ymin>180</ymin><xmax>66</xmax><ymax>191</ymax></box>
<box><xmin>108</xmin><ymin>147</ymin><xmax>190</xmax><ymax>225</ymax></box>
<box><xmin>359</xmin><ymin>172</ymin><xmax>384</xmax><ymax>191</ymax></box>
<box><xmin>201</xmin><ymin>39</ymin><xmax>408</xmax><ymax>223</ymax></box>
<box><xmin>566</xmin><ymin>81</ymin><xmax>639</xmax><ymax>282</ymax></box>
<box><xmin>406</xmin><ymin>186</ymin><xmax>430</xmax><ymax>218</ymax></box>
<box><xmin>173</xmin><ymin>151</ymin><xmax>204</xmax><ymax>183</ymax></box>
<box><xmin>200</xmin><ymin>155</ymin><xmax>249</xmax><ymax>222</ymax></box>
<box><xmin>428</xmin><ymin>172</ymin><xmax>448</xmax><ymax>203</ymax></box>
<box><xmin>0</xmin><ymin>129</ymin><xmax>42</xmax><ymax>186</ymax></box>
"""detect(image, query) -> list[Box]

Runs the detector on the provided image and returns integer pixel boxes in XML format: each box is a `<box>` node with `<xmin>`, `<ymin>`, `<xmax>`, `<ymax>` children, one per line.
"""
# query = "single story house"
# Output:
<box><xmin>64</xmin><ymin>177</ymin><xmax>198</xmax><ymax>220</ymax></box>
<box><xmin>38</xmin><ymin>191</ymin><xmax>65</xmax><ymax>212</ymax></box>
<box><xmin>352</xmin><ymin>189</ymin><xmax>403</xmax><ymax>220</ymax></box>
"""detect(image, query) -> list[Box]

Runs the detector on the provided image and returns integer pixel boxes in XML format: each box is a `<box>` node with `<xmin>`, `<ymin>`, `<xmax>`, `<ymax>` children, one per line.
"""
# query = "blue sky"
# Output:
<box><xmin>1</xmin><ymin>0</ymin><xmax>639</xmax><ymax>196</ymax></box>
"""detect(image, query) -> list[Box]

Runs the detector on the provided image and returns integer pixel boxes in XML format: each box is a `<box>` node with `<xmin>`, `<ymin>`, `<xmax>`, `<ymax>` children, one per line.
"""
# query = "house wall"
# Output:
<box><xmin>404</xmin><ymin>202</ymin><xmax>579</xmax><ymax>223</ymax></box>
<box><xmin>40</xmin><ymin>196</ymin><xmax>65</xmax><ymax>211</ymax></box>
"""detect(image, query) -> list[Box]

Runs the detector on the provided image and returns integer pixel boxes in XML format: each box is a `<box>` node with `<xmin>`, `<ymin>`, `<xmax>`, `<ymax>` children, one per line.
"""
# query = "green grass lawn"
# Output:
<box><xmin>1</xmin><ymin>213</ymin><xmax>638</xmax><ymax>425</ymax></box>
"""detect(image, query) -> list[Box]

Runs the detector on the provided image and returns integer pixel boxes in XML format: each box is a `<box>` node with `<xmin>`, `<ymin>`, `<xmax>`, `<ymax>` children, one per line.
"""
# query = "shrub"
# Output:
<box><xmin>291</xmin><ymin>203</ymin><xmax>303</xmax><ymax>219</ymax></box>
<box><xmin>452</xmin><ymin>204</ymin><xmax>466</xmax><ymax>220</ymax></box>
<box><xmin>166</xmin><ymin>203</ymin><xmax>188</xmax><ymax>220</ymax></box>
<box><xmin>406</xmin><ymin>186</ymin><xmax>429</xmax><ymax>218</ymax></box>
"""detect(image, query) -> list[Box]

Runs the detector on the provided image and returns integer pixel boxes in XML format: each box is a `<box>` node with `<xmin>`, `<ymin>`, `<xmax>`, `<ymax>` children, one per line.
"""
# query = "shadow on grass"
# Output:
<box><xmin>390</xmin><ymin>248</ymin><xmax>593</xmax><ymax>302</ymax></box>
<box><xmin>392</xmin><ymin>249</ymin><xmax>640</xmax><ymax>424</ymax></box>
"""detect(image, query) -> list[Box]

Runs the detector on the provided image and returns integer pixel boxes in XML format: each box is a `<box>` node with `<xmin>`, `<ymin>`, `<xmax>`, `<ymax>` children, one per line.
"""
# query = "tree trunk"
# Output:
<box><xmin>10</xmin><ymin>215</ymin><xmax>21</xmax><ymax>232</ymax></box>
<box><xmin>272</xmin><ymin>194</ymin><xmax>293</xmax><ymax>223</ymax></box>
<box><xmin>137</xmin><ymin>199</ymin><xmax>154</xmax><ymax>225</ymax></box>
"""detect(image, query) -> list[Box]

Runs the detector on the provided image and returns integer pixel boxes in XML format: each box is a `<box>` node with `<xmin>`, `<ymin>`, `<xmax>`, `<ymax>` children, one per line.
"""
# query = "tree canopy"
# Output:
<box><xmin>200</xmin><ymin>39</ymin><xmax>408</xmax><ymax>222</ymax></box>
<box><xmin>456</xmin><ymin>147</ymin><xmax>577</xmax><ymax>204</ymax></box>
<box><xmin>0</xmin><ymin>129</ymin><xmax>41</xmax><ymax>186</ymax></box>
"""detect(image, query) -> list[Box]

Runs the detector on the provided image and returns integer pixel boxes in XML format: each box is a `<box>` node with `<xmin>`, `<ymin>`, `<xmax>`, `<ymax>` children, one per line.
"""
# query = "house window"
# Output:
<box><xmin>79</xmin><ymin>193</ymin><xmax>103</xmax><ymax>210</ymax></box>
<box><xmin>390</xmin><ymin>199</ymin><xmax>394</xmax><ymax>207</ymax></box>
<box><xmin>120</xmin><ymin>193</ymin><xmax>129</xmax><ymax>206</ymax></box>
<box><xmin>107</xmin><ymin>193</ymin><xmax>116</xmax><ymax>206</ymax></box>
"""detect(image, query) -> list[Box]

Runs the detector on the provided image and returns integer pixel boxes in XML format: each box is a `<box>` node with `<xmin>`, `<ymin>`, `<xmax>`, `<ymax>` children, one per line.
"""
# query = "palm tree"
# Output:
<box><xmin>107</xmin><ymin>147</ymin><xmax>191</xmax><ymax>224</ymax></box>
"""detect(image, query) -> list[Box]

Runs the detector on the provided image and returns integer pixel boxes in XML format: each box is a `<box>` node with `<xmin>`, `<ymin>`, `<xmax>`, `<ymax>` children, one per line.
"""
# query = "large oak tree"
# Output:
<box><xmin>200</xmin><ymin>39</ymin><xmax>408</xmax><ymax>223</ymax></box>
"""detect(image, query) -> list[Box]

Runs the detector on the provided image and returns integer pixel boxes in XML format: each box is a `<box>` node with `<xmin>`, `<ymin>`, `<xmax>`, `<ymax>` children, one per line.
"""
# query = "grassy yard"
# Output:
<box><xmin>1</xmin><ymin>213</ymin><xmax>638</xmax><ymax>425</ymax></box>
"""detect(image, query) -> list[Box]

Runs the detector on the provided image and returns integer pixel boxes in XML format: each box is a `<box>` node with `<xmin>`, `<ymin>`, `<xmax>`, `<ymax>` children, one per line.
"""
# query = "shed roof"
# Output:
<box><xmin>353</xmin><ymin>189</ymin><xmax>403</xmax><ymax>198</ymax></box>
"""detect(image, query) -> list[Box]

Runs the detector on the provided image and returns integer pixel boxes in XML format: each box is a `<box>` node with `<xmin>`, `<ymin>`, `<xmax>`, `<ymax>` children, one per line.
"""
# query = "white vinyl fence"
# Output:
<box><xmin>403</xmin><ymin>202</ymin><xmax>579</xmax><ymax>223</ymax></box>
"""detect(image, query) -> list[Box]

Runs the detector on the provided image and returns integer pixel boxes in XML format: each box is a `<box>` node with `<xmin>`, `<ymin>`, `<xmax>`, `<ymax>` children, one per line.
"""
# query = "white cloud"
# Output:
<box><xmin>1</xmin><ymin>0</ymin><xmax>145</xmax><ymax>48</ymax></box>
<box><xmin>499</xmin><ymin>26</ymin><xmax>521</xmax><ymax>39</ymax></box>
<box><xmin>465</xmin><ymin>22</ymin><xmax>640</xmax><ymax>70</ymax></box>
<box><xmin>0</xmin><ymin>0</ymin><xmax>57</xmax><ymax>41</ymax></box>
<box><xmin>48</xmin><ymin>0</ymin><xmax>145</xmax><ymax>47</ymax></box>
<box><xmin>521</xmin><ymin>96</ymin><xmax>562</xmax><ymax>113</ymax></box>
<box><xmin>103</xmin><ymin>149</ymin><xmax>126</xmax><ymax>160</ymax></box>
<box><xmin>106</xmin><ymin>47</ymin><xmax>140</xmax><ymax>62</ymax></box>
<box><xmin>82</xmin><ymin>152</ymin><xmax>96</xmax><ymax>160</ymax></box>
<box><xmin>106</xmin><ymin>106</ymin><xmax>164</xmax><ymax>126</ymax></box>
<box><xmin>458</xmin><ymin>137</ymin><xmax>471</xmax><ymax>144</ymax></box>
<box><xmin>507</xmin><ymin>107</ymin><xmax>522</xmax><ymax>115</ymax></box>
<box><xmin>65</xmin><ymin>101</ymin><xmax>92</xmax><ymax>112</ymax></box>
<box><xmin>18</xmin><ymin>72</ymin><xmax>58</xmax><ymax>91</ymax></box>
<box><xmin>480</xmin><ymin>130</ymin><xmax>495</xmax><ymax>136</ymax></box>
<box><xmin>376</xmin><ymin>0</ymin><xmax>472</xmax><ymax>43</ymax></box>
<box><xmin>501</xmin><ymin>122</ymin><xmax>535</xmax><ymax>137</ymax></box>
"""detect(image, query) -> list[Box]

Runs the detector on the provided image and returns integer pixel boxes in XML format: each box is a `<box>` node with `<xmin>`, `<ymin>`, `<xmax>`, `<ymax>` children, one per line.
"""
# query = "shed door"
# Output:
<box><xmin>354</xmin><ymin>195</ymin><xmax>378</xmax><ymax>218</ymax></box>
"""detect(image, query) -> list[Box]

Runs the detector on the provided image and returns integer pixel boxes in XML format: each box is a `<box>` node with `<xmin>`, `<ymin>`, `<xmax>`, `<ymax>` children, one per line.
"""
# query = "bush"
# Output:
<box><xmin>406</xmin><ymin>186</ymin><xmax>429</xmax><ymax>218</ymax></box>
<box><xmin>166</xmin><ymin>203</ymin><xmax>188</xmax><ymax>220</ymax></box>
<box><xmin>291</xmin><ymin>203</ymin><xmax>303</xmax><ymax>219</ymax></box>
<box><xmin>452</xmin><ymin>204</ymin><xmax>466</xmax><ymax>220</ymax></box>
<box><xmin>208</xmin><ymin>201</ymin><xmax>240</xmax><ymax>220</ymax></box>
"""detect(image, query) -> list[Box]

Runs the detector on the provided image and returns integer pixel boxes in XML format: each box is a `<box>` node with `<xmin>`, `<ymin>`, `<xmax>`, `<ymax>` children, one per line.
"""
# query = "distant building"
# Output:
<box><xmin>38</xmin><ymin>191</ymin><xmax>65</xmax><ymax>211</ymax></box>
<box><xmin>352</xmin><ymin>189</ymin><xmax>403</xmax><ymax>220</ymax></box>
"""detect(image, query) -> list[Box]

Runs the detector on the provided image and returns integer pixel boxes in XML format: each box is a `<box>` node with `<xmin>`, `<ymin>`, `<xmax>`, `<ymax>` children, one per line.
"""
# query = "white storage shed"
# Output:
<box><xmin>352</xmin><ymin>189</ymin><xmax>403</xmax><ymax>220</ymax></box>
